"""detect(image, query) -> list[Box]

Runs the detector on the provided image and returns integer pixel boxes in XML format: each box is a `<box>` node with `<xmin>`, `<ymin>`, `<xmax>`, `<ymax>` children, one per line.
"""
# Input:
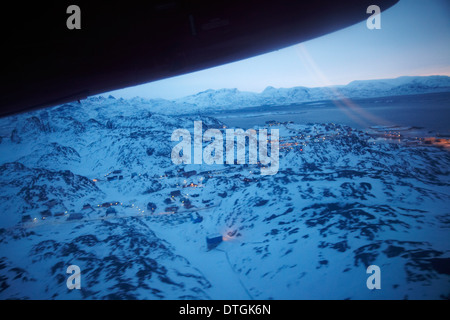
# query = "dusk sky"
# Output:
<box><xmin>105</xmin><ymin>0</ymin><xmax>450</xmax><ymax>100</ymax></box>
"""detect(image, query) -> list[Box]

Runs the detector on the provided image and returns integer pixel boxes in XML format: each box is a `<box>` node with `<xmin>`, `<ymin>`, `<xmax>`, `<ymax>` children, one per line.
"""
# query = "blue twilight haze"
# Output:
<box><xmin>105</xmin><ymin>0</ymin><xmax>450</xmax><ymax>100</ymax></box>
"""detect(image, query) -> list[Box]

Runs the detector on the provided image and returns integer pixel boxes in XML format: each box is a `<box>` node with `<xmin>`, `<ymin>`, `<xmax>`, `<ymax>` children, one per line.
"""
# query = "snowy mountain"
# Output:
<box><xmin>0</xmin><ymin>88</ymin><xmax>449</xmax><ymax>299</ymax></box>
<box><xmin>81</xmin><ymin>76</ymin><xmax>450</xmax><ymax>116</ymax></box>
<box><xmin>168</xmin><ymin>75</ymin><xmax>450</xmax><ymax>114</ymax></box>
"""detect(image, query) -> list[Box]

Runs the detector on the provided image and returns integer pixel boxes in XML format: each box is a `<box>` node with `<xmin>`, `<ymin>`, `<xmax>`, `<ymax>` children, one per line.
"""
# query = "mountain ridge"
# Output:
<box><xmin>97</xmin><ymin>75</ymin><xmax>450</xmax><ymax>115</ymax></box>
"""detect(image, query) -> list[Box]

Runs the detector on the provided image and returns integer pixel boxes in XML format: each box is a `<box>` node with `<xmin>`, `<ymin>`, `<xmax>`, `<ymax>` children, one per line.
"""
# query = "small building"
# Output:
<box><xmin>44</xmin><ymin>199</ymin><xmax>59</xmax><ymax>208</ymax></box>
<box><xmin>40</xmin><ymin>209</ymin><xmax>52</xmax><ymax>219</ymax></box>
<box><xmin>67</xmin><ymin>213</ymin><xmax>83</xmax><ymax>221</ymax></box>
<box><xmin>183</xmin><ymin>198</ymin><xmax>194</xmax><ymax>209</ymax></box>
<box><xmin>170</xmin><ymin>190</ymin><xmax>181</xmax><ymax>197</ymax></box>
<box><xmin>183</xmin><ymin>201</ymin><xmax>194</xmax><ymax>209</ymax></box>
<box><xmin>82</xmin><ymin>204</ymin><xmax>92</xmax><ymax>210</ymax></box>
<box><xmin>112</xmin><ymin>170</ymin><xmax>122</xmax><ymax>174</ymax></box>
<box><xmin>106</xmin><ymin>207</ymin><xmax>117</xmax><ymax>216</ymax></box>
<box><xmin>165</xmin><ymin>206</ymin><xmax>178</xmax><ymax>213</ymax></box>
<box><xmin>101</xmin><ymin>201</ymin><xmax>120</xmax><ymax>208</ymax></box>
<box><xmin>190</xmin><ymin>213</ymin><xmax>203</xmax><ymax>224</ymax></box>
<box><xmin>206</xmin><ymin>235</ymin><xmax>223</xmax><ymax>251</ymax></box>
<box><xmin>182</xmin><ymin>170</ymin><xmax>197</xmax><ymax>178</ymax></box>
<box><xmin>147</xmin><ymin>202</ymin><xmax>157</xmax><ymax>212</ymax></box>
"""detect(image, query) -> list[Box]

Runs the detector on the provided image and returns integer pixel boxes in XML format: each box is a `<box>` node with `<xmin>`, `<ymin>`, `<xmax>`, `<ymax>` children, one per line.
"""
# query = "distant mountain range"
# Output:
<box><xmin>99</xmin><ymin>75</ymin><xmax>450</xmax><ymax>115</ymax></box>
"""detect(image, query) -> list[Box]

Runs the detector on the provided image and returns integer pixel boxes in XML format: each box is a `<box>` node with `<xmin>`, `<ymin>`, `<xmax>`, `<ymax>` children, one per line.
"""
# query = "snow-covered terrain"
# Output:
<box><xmin>107</xmin><ymin>76</ymin><xmax>450</xmax><ymax>115</ymax></box>
<box><xmin>0</xmin><ymin>88</ymin><xmax>449</xmax><ymax>299</ymax></box>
